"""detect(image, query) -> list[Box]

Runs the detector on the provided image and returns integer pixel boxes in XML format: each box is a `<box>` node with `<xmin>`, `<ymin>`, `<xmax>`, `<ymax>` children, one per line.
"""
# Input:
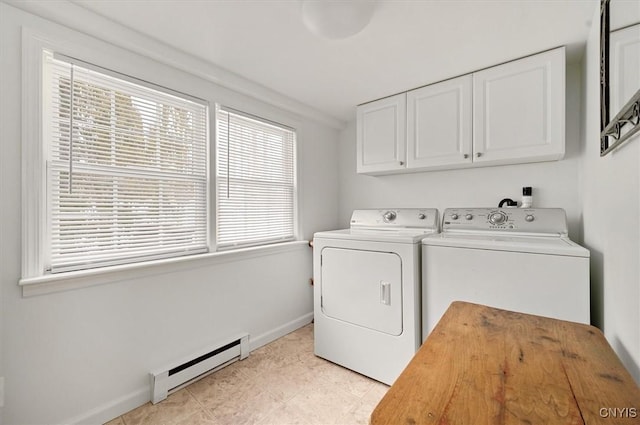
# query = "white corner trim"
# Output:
<box><xmin>21</xmin><ymin>25</ymin><xmax>48</xmax><ymax>280</ymax></box>
<box><xmin>4</xmin><ymin>0</ymin><xmax>346</xmax><ymax>130</ymax></box>
<box><xmin>19</xmin><ymin>241</ymin><xmax>310</xmax><ymax>297</ymax></box>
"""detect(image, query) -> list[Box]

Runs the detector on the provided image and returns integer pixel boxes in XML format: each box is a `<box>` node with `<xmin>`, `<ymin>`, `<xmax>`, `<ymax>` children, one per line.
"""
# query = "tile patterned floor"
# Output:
<box><xmin>105</xmin><ymin>324</ymin><xmax>389</xmax><ymax>425</ymax></box>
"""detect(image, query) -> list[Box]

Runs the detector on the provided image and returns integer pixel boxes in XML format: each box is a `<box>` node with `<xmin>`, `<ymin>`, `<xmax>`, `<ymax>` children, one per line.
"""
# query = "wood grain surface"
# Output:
<box><xmin>370</xmin><ymin>301</ymin><xmax>640</xmax><ymax>425</ymax></box>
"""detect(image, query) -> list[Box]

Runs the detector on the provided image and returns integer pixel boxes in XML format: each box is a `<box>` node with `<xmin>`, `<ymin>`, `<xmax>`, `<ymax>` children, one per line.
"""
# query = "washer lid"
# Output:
<box><xmin>315</xmin><ymin>228</ymin><xmax>436</xmax><ymax>244</ymax></box>
<box><xmin>422</xmin><ymin>233</ymin><xmax>590</xmax><ymax>257</ymax></box>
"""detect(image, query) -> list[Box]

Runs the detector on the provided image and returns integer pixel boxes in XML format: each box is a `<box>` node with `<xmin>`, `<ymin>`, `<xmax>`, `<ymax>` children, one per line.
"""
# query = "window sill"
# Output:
<box><xmin>19</xmin><ymin>240</ymin><xmax>310</xmax><ymax>297</ymax></box>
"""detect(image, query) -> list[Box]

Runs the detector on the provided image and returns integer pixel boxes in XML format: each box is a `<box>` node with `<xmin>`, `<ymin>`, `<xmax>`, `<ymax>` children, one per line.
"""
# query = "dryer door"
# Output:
<box><xmin>320</xmin><ymin>247</ymin><xmax>402</xmax><ymax>335</ymax></box>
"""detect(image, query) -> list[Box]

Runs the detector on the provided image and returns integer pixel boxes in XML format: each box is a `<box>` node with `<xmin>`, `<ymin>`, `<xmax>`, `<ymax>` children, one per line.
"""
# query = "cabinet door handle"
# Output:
<box><xmin>399</xmin><ymin>161</ymin><xmax>404</xmax><ymax>166</ymax></box>
<box><xmin>463</xmin><ymin>154</ymin><xmax>469</xmax><ymax>159</ymax></box>
<box><xmin>476</xmin><ymin>152</ymin><xmax>483</xmax><ymax>158</ymax></box>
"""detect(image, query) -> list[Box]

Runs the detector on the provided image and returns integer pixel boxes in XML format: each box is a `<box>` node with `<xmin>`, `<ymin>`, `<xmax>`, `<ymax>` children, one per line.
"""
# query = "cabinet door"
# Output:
<box><xmin>407</xmin><ymin>75</ymin><xmax>472</xmax><ymax>170</ymax></box>
<box><xmin>473</xmin><ymin>47</ymin><xmax>565</xmax><ymax>166</ymax></box>
<box><xmin>356</xmin><ymin>93</ymin><xmax>406</xmax><ymax>174</ymax></box>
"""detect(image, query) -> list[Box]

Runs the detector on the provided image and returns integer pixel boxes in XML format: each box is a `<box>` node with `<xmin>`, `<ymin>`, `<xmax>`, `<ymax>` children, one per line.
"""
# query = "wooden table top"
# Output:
<box><xmin>371</xmin><ymin>301</ymin><xmax>640</xmax><ymax>425</ymax></box>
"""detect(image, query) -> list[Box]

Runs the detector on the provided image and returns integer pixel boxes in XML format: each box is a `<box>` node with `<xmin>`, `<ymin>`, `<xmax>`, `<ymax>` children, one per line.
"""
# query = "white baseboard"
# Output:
<box><xmin>66</xmin><ymin>312</ymin><xmax>313</xmax><ymax>425</ymax></box>
<box><xmin>67</xmin><ymin>387</ymin><xmax>149</xmax><ymax>425</ymax></box>
<box><xmin>249</xmin><ymin>312</ymin><xmax>314</xmax><ymax>351</ymax></box>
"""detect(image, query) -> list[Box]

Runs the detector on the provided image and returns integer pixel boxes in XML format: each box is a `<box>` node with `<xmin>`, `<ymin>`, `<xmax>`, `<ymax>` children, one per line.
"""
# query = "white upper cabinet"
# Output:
<box><xmin>407</xmin><ymin>75</ymin><xmax>473</xmax><ymax>170</ymax></box>
<box><xmin>356</xmin><ymin>47</ymin><xmax>566</xmax><ymax>175</ymax></box>
<box><xmin>356</xmin><ymin>93</ymin><xmax>406</xmax><ymax>174</ymax></box>
<box><xmin>473</xmin><ymin>47</ymin><xmax>565</xmax><ymax>166</ymax></box>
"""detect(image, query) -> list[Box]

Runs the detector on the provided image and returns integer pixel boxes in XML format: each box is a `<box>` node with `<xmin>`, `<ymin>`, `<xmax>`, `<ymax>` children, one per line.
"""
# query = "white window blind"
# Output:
<box><xmin>44</xmin><ymin>52</ymin><xmax>209</xmax><ymax>273</ymax></box>
<box><xmin>216</xmin><ymin>108</ymin><xmax>296</xmax><ymax>249</ymax></box>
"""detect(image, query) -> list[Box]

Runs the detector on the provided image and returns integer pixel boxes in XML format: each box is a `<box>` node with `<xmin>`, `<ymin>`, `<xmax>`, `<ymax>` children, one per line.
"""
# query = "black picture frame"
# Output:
<box><xmin>600</xmin><ymin>0</ymin><xmax>640</xmax><ymax>156</ymax></box>
<box><xmin>600</xmin><ymin>0</ymin><xmax>610</xmax><ymax>153</ymax></box>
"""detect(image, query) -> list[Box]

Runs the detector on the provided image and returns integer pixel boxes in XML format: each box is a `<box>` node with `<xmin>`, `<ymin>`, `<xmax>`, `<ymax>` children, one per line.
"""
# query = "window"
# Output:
<box><xmin>216</xmin><ymin>107</ymin><xmax>296</xmax><ymax>249</ymax></box>
<box><xmin>43</xmin><ymin>52</ymin><xmax>209</xmax><ymax>273</ymax></box>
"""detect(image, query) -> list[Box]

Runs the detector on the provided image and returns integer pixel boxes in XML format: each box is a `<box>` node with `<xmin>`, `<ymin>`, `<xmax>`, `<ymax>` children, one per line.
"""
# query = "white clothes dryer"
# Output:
<box><xmin>422</xmin><ymin>208</ymin><xmax>590</xmax><ymax>341</ymax></box>
<box><xmin>313</xmin><ymin>209</ymin><xmax>439</xmax><ymax>385</ymax></box>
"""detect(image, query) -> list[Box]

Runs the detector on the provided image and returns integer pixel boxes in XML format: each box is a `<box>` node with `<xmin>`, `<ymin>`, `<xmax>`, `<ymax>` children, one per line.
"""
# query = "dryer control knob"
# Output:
<box><xmin>465</xmin><ymin>214</ymin><xmax>473</xmax><ymax>220</ymax></box>
<box><xmin>383</xmin><ymin>211</ymin><xmax>397</xmax><ymax>222</ymax></box>
<box><xmin>525</xmin><ymin>214</ymin><xmax>535</xmax><ymax>222</ymax></box>
<box><xmin>450</xmin><ymin>213</ymin><xmax>459</xmax><ymax>220</ymax></box>
<box><xmin>418</xmin><ymin>213</ymin><xmax>426</xmax><ymax>220</ymax></box>
<box><xmin>489</xmin><ymin>212</ymin><xmax>507</xmax><ymax>225</ymax></box>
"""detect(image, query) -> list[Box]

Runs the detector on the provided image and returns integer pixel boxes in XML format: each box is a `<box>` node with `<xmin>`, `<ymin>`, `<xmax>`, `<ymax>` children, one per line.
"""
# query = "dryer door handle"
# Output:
<box><xmin>380</xmin><ymin>281</ymin><xmax>391</xmax><ymax>305</ymax></box>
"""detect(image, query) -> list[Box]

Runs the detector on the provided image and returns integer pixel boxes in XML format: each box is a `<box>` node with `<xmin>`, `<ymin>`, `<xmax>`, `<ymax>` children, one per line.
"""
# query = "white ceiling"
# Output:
<box><xmin>71</xmin><ymin>0</ymin><xmax>599</xmax><ymax>124</ymax></box>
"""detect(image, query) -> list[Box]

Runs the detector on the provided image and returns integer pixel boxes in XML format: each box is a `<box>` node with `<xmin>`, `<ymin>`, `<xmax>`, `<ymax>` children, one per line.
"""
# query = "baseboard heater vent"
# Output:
<box><xmin>150</xmin><ymin>333</ymin><xmax>249</xmax><ymax>404</ymax></box>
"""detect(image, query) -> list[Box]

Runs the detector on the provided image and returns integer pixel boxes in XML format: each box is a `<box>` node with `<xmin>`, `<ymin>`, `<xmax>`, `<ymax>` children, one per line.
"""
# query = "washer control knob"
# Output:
<box><xmin>489</xmin><ymin>212</ymin><xmax>507</xmax><ymax>225</ymax></box>
<box><xmin>418</xmin><ymin>213</ymin><xmax>426</xmax><ymax>220</ymax></box>
<box><xmin>525</xmin><ymin>214</ymin><xmax>535</xmax><ymax>222</ymax></box>
<box><xmin>383</xmin><ymin>211</ymin><xmax>397</xmax><ymax>222</ymax></box>
<box><xmin>450</xmin><ymin>213</ymin><xmax>459</xmax><ymax>220</ymax></box>
<box><xmin>465</xmin><ymin>214</ymin><xmax>473</xmax><ymax>220</ymax></box>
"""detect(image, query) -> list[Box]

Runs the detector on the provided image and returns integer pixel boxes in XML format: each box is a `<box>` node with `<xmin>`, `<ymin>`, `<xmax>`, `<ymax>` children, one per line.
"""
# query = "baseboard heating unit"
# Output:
<box><xmin>150</xmin><ymin>333</ymin><xmax>249</xmax><ymax>404</ymax></box>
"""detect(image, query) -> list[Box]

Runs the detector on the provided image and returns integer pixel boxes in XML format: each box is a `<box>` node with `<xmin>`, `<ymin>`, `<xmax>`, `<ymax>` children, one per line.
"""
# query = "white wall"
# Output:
<box><xmin>338</xmin><ymin>63</ymin><xmax>585</xmax><ymax>241</ymax></box>
<box><xmin>581</xmin><ymin>3</ymin><xmax>640</xmax><ymax>383</ymax></box>
<box><xmin>0</xmin><ymin>3</ymin><xmax>339</xmax><ymax>424</ymax></box>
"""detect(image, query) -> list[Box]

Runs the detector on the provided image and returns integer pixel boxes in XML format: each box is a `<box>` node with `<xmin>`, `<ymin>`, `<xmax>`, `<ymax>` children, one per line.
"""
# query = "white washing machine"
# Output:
<box><xmin>313</xmin><ymin>208</ymin><xmax>439</xmax><ymax>385</ymax></box>
<box><xmin>422</xmin><ymin>208</ymin><xmax>590</xmax><ymax>340</ymax></box>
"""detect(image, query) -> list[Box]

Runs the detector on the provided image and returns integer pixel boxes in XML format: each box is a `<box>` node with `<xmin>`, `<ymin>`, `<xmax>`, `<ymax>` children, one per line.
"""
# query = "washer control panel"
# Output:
<box><xmin>351</xmin><ymin>208</ymin><xmax>439</xmax><ymax>231</ymax></box>
<box><xmin>442</xmin><ymin>208</ymin><xmax>568</xmax><ymax>235</ymax></box>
